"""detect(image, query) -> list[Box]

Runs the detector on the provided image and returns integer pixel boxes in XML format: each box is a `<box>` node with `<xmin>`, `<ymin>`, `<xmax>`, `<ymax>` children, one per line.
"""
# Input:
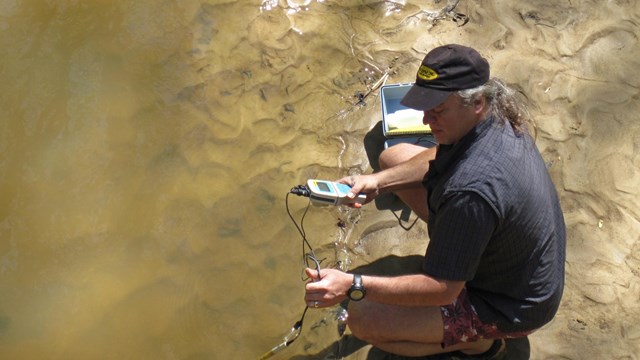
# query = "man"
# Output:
<box><xmin>304</xmin><ymin>44</ymin><xmax>566</xmax><ymax>358</ymax></box>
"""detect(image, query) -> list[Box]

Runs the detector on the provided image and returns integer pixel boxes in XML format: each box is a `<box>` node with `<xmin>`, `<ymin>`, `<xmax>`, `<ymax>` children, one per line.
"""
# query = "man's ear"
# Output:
<box><xmin>473</xmin><ymin>95</ymin><xmax>486</xmax><ymax>114</ymax></box>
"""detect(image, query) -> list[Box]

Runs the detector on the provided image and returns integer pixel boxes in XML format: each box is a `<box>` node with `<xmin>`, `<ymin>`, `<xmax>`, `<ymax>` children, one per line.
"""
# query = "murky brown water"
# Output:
<box><xmin>2</xmin><ymin>0</ymin><xmax>640</xmax><ymax>359</ymax></box>
<box><xmin>0</xmin><ymin>1</ymin><xmax>405</xmax><ymax>358</ymax></box>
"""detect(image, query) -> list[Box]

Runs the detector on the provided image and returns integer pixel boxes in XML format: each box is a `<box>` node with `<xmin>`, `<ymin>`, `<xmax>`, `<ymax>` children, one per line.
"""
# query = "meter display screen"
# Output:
<box><xmin>317</xmin><ymin>182</ymin><xmax>330</xmax><ymax>192</ymax></box>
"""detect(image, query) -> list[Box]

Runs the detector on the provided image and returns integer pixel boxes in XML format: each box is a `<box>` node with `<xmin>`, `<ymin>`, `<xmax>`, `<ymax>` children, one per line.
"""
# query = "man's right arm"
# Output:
<box><xmin>342</xmin><ymin>146</ymin><xmax>436</xmax><ymax>201</ymax></box>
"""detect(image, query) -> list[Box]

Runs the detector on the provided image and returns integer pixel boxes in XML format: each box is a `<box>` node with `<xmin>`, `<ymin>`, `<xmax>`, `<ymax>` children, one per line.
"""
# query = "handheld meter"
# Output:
<box><xmin>306</xmin><ymin>179</ymin><xmax>367</xmax><ymax>206</ymax></box>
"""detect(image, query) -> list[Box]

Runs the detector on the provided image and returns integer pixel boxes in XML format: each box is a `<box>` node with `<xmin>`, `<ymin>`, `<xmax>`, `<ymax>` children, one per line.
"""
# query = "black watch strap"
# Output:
<box><xmin>348</xmin><ymin>274</ymin><xmax>366</xmax><ymax>301</ymax></box>
<box><xmin>353</xmin><ymin>274</ymin><xmax>363</xmax><ymax>287</ymax></box>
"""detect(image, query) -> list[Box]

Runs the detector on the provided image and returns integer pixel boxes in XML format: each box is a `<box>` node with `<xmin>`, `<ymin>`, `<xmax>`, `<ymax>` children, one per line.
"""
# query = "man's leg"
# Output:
<box><xmin>346</xmin><ymin>300</ymin><xmax>494</xmax><ymax>357</ymax></box>
<box><xmin>378</xmin><ymin>144</ymin><xmax>436</xmax><ymax>222</ymax></box>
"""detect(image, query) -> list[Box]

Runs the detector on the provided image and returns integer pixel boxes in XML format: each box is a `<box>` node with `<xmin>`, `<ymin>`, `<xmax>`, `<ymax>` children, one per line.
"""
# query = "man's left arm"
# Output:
<box><xmin>304</xmin><ymin>268</ymin><xmax>464</xmax><ymax>308</ymax></box>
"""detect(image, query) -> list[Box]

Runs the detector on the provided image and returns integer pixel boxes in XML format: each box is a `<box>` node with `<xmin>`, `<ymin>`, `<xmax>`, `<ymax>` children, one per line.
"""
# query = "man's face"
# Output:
<box><xmin>422</xmin><ymin>94</ymin><xmax>484</xmax><ymax>145</ymax></box>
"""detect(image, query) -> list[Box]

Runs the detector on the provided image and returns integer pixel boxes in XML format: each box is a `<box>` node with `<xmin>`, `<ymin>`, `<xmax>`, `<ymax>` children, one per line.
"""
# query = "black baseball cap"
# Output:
<box><xmin>401</xmin><ymin>44</ymin><xmax>490</xmax><ymax>111</ymax></box>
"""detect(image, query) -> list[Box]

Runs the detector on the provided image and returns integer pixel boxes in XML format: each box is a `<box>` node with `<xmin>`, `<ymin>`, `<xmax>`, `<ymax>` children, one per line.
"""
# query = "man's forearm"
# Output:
<box><xmin>361</xmin><ymin>272</ymin><xmax>464</xmax><ymax>307</ymax></box>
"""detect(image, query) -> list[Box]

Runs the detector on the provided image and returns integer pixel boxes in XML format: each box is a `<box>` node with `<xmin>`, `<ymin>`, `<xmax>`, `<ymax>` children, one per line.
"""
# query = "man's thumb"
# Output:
<box><xmin>305</xmin><ymin>267</ymin><xmax>320</xmax><ymax>281</ymax></box>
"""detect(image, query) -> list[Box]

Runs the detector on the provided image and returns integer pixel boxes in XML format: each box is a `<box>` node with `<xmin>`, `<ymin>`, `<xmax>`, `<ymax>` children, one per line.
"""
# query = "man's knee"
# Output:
<box><xmin>378</xmin><ymin>148</ymin><xmax>395</xmax><ymax>170</ymax></box>
<box><xmin>346</xmin><ymin>301</ymin><xmax>382</xmax><ymax>343</ymax></box>
<box><xmin>378</xmin><ymin>143</ymin><xmax>411</xmax><ymax>170</ymax></box>
<box><xmin>347</xmin><ymin>301</ymin><xmax>445</xmax><ymax>348</ymax></box>
<box><xmin>378</xmin><ymin>143</ymin><xmax>429</xmax><ymax>170</ymax></box>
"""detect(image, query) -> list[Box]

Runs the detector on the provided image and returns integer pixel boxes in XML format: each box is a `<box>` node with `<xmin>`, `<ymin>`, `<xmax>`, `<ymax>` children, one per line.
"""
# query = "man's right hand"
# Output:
<box><xmin>337</xmin><ymin>174</ymin><xmax>381</xmax><ymax>207</ymax></box>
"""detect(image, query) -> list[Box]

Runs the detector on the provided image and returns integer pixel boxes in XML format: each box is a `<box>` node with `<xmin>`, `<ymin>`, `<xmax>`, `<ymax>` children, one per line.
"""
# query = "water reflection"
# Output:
<box><xmin>0</xmin><ymin>0</ymin><xmax>403</xmax><ymax>358</ymax></box>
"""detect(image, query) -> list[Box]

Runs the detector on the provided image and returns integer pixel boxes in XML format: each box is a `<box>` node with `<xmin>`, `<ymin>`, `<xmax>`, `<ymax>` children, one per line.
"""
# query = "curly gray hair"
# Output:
<box><xmin>457</xmin><ymin>78</ymin><xmax>533</xmax><ymax>136</ymax></box>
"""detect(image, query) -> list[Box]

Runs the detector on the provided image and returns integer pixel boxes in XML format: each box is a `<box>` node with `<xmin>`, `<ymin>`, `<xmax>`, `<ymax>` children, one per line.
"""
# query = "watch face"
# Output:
<box><xmin>349</xmin><ymin>289</ymin><xmax>365</xmax><ymax>301</ymax></box>
<box><xmin>349</xmin><ymin>274</ymin><xmax>365</xmax><ymax>301</ymax></box>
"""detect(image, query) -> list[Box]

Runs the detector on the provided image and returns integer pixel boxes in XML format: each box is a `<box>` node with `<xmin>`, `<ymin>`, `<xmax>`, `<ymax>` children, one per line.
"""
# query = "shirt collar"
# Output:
<box><xmin>428</xmin><ymin>115</ymin><xmax>495</xmax><ymax>178</ymax></box>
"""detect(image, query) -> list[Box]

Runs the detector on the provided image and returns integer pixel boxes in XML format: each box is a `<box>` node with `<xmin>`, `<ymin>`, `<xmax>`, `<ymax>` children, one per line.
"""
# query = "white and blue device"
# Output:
<box><xmin>306</xmin><ymin>179</ymin><xmax>367</xmax><ymax>206</ymax></box>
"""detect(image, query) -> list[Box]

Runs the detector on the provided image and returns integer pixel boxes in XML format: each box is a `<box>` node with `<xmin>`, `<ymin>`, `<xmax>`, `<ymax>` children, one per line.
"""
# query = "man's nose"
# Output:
<box><xmin>423</xmin><ymin>111</ymin><xmax>434</xmax><ymax>125</ymax></box>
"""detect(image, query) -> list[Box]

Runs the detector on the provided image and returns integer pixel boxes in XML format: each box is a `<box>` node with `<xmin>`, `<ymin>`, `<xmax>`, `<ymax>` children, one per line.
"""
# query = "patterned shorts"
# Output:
<box><xmin>440</xmin><ymin>288</ymin><xmax>535</xmax><ymax>348</ymax></box>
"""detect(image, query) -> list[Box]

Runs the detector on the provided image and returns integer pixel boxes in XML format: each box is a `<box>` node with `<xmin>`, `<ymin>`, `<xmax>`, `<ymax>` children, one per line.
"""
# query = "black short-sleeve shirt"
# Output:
<box><xmin>422</xmin><ymin>116</ymin><xmax>566</xmax><ymax>332</ymax></box>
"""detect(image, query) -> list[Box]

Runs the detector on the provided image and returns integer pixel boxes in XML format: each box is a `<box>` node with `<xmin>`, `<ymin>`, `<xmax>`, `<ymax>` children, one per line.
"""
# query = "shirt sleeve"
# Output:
<box><xmin>423</xmin><ymin>191</ymin><xmax>498</xmax><ymax>281</ymax></box>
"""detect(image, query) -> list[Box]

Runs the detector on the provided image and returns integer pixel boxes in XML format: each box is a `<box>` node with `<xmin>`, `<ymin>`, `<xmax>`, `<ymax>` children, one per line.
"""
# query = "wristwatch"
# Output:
<box><xmin>347</xmin><ymin>274</ymin><xmax>366</xmax><ymax>301</ymax></box>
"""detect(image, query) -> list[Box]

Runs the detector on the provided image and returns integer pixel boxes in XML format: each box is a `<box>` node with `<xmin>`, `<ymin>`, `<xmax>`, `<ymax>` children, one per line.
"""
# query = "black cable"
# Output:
<box><xmin>390</xmin><ymin>210</ymin><xmax>420</xmax><ymax>231</ymax></box>
<box><xmin>413</xmin><ymin>134</ymin><xmax>437</xmax><ymax>147</ymax></box>
<box><xmin>285</xmin><ymin>192</ymin><xmax>318</xmax><ymax>278</ymax></box>
<box><xmin>263</xmin><ymin>189</ymin><xmax>324</xmax><ymax>357</ymax></box>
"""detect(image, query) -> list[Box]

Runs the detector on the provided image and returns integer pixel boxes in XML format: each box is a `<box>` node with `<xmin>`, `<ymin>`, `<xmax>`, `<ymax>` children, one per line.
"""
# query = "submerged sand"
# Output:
<box><xmin>274</xmin><ymin>1</ymin><xmax>640</xmax><ymax>359</ymax></box>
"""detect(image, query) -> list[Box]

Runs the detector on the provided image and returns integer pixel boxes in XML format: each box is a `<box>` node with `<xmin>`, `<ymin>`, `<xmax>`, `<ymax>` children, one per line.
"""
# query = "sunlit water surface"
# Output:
<box><xmin>0</xmin><ymin>1</ymin><xmax>433</xmax><ymax>358</ymax></box>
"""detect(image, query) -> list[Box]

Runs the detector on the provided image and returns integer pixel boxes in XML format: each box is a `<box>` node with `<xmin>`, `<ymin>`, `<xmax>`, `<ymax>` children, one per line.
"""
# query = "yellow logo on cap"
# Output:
<box><xmin>417</xmin><ymin>65</ymin><xmax>438</xmax><ymax>80</ymax></box>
